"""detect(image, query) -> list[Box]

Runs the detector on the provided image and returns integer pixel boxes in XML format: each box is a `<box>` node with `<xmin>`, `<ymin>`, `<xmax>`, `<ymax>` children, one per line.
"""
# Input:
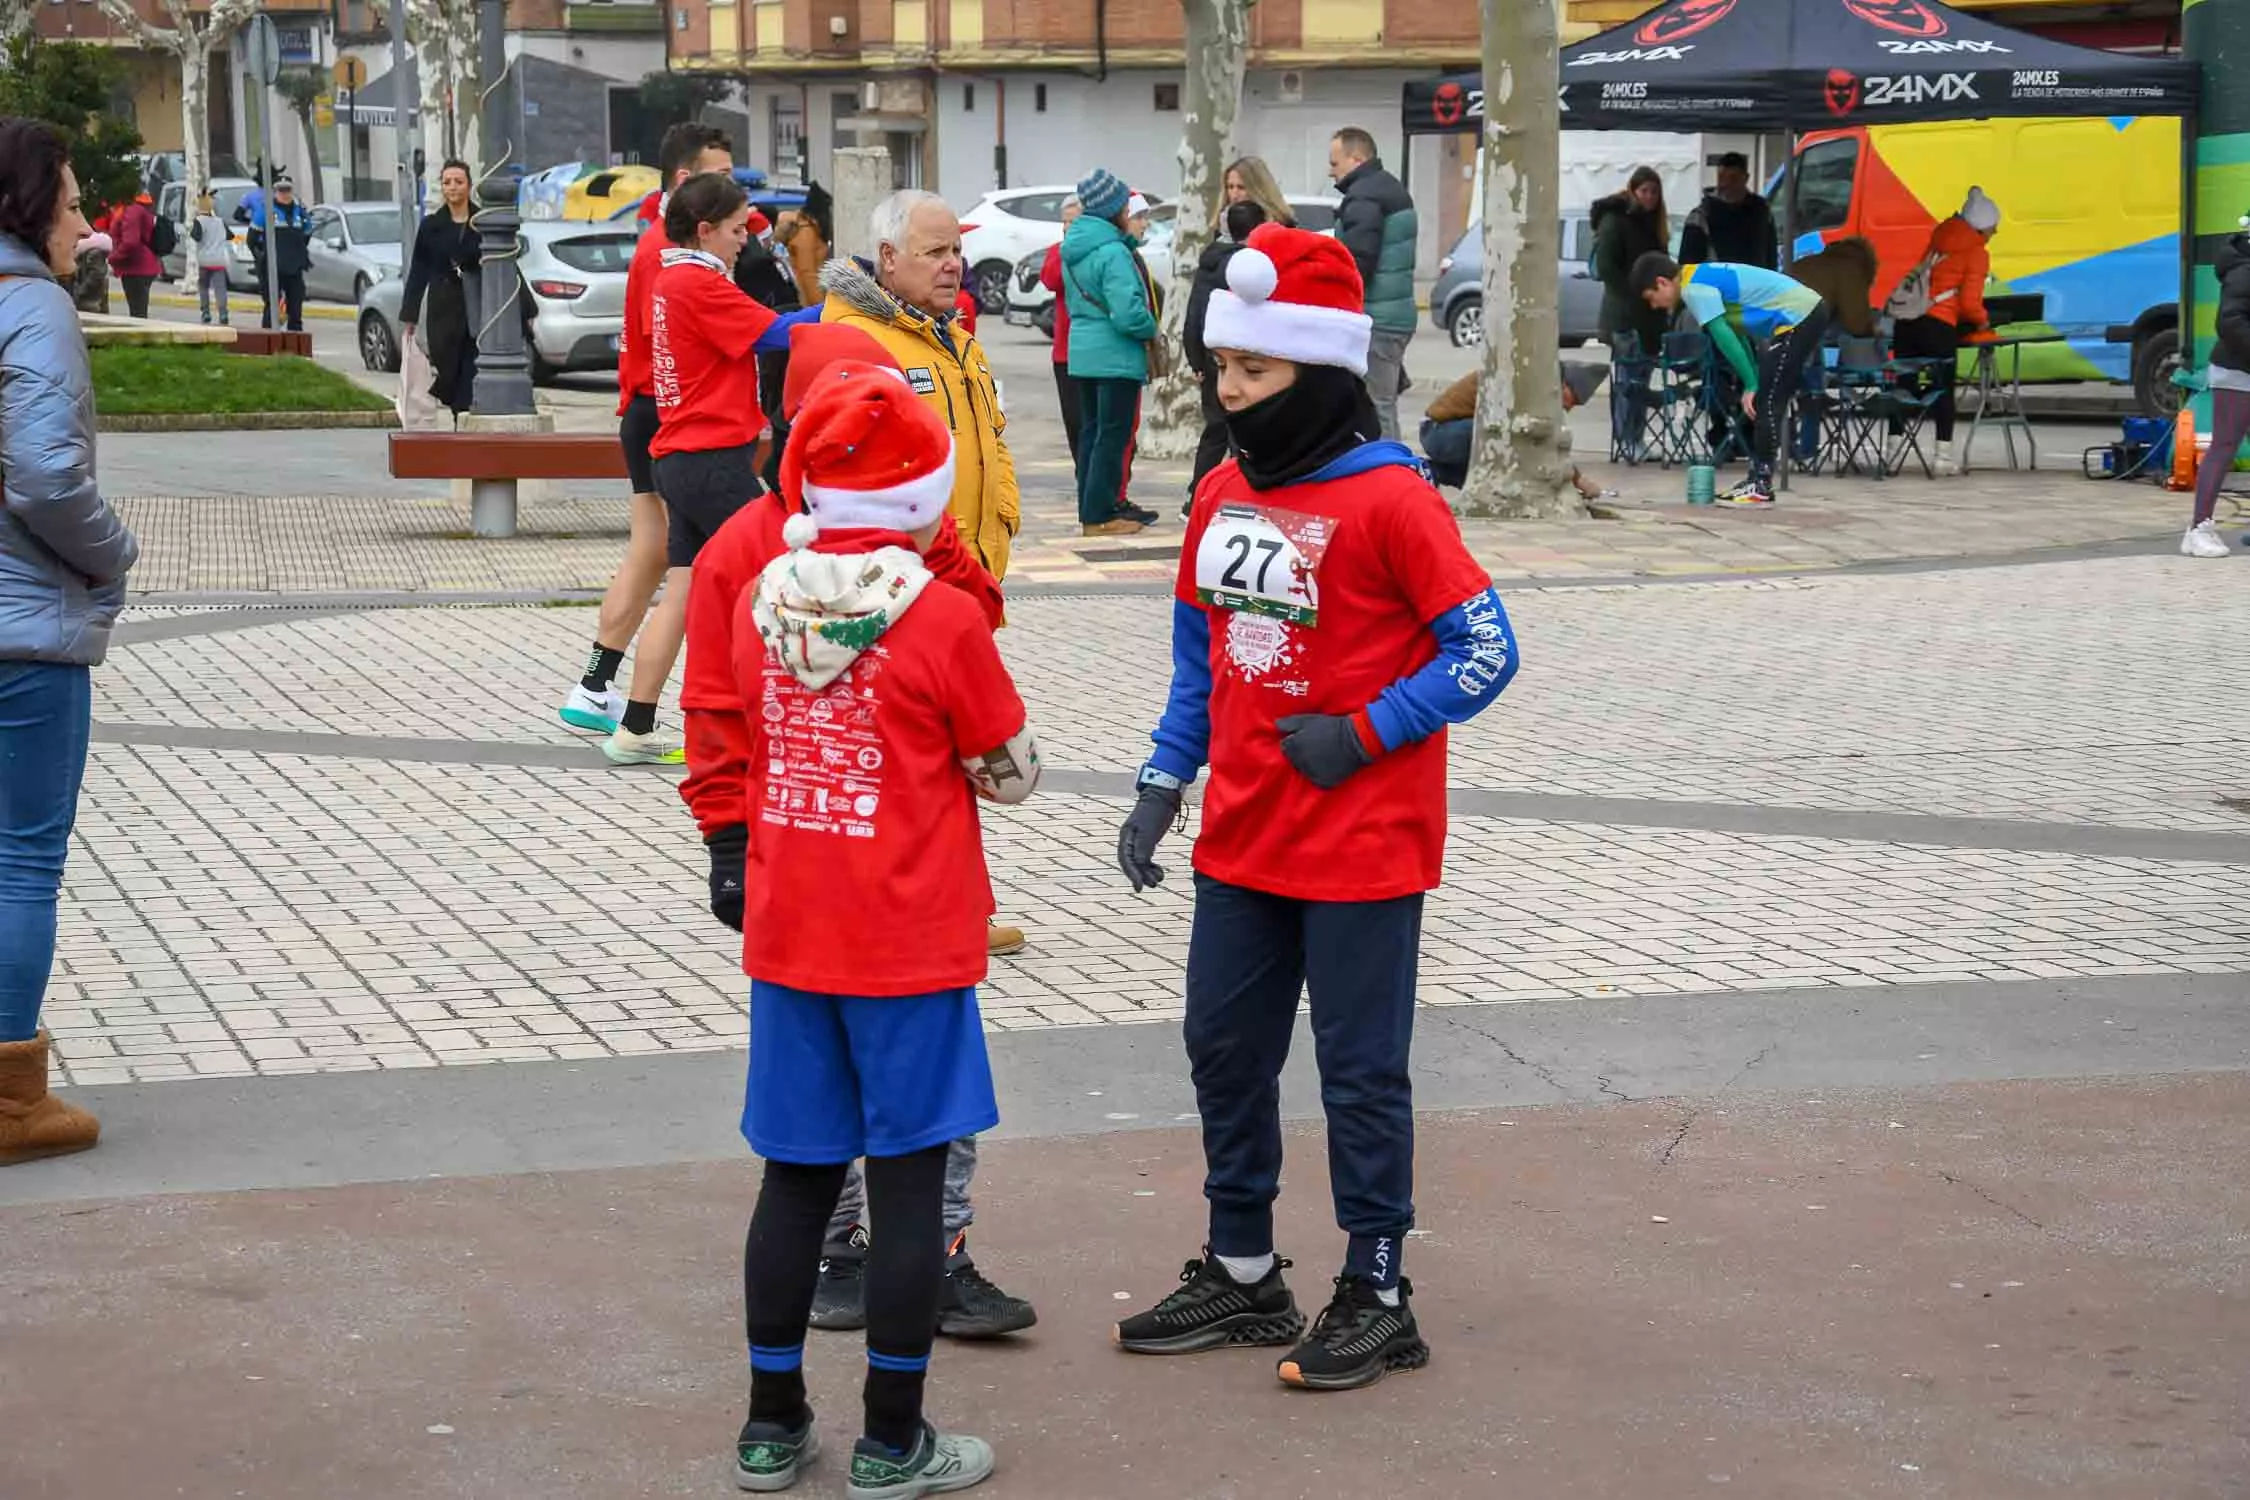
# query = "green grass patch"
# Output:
<box><xmin>91</xmin><ymin>344</ymin><xmax>391</xmax><ymax>416</ymax></box>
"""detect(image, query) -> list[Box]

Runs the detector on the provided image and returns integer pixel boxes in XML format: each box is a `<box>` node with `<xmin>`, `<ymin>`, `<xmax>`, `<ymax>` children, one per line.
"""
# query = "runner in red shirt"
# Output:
<box><xmin>678</xmin><ymin>323</ymin><xmax>1032</xmax><ymax>1347</ymax></box>
<box><xmin>1110</xmin><ymin>225</ymin><xmax>1520</xmax><ymax>1391</ymax></box>
<box><xmin>727</xmin><ymin>362</ymin><xmax>1033</xmax><ymax>1497</ymax></box>
<box><xmin>555</xmin><ymin>122</ymin><xmax>735</xmax><ymax>751</ymax></box>
<box><xmin>598</xmin><ymin>168</ymin><xmax>816</xmax><ymax>764</ymax></box>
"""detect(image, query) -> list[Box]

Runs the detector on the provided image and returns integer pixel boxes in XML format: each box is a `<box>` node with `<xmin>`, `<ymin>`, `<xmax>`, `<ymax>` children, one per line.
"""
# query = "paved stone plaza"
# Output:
<box><xmin>6</xmin><ymin>378</ymin><xmax>2248</xmax><ymax>1497</ymax></box>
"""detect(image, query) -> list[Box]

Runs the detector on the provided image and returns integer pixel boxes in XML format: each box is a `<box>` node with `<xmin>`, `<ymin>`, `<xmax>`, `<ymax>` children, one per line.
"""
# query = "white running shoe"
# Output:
<box><xmin>2182</xmin><ymin>520</ymin><xmax>2233</xmax><ymax>559</ymax></box>
<box><xmin>559</xmin><ymin>683</ymin><xmax>624</xmax><ymax>734</ymax></box>
<box><xmin>1933</xmin><ymin>440</ymin><xmax>1959</xmax><ymax>477</ymax></box>
<box><xmin>603</xmin><ymin>726</ymin><xmax>686</xmax><ymax>765</ymax></box>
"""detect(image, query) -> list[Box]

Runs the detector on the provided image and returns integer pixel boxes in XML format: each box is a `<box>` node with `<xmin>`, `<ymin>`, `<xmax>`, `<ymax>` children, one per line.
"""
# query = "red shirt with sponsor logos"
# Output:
<box><xmin>649</xmin><ymin>252</ymin><xmax>780</xmax><ymax>458</ymax></box>
<box><xmin>1176</xmin><ymin>457</ymin><xmax>1490</xmax><ymax>902</ymax></box>
<box><xmin>616</xmin><ymin>222</ymin><xmax>667</xmax><ymax>414</ymax></box>
<box><xmin>734</xmin><ymin>543</ymin><xmax>1026</xmax><ymax>995</ymax></box>
<box><xmin>679</xmin><ymin>496</ymin><xmax>1004</xmax><ymax>839</ymax></box>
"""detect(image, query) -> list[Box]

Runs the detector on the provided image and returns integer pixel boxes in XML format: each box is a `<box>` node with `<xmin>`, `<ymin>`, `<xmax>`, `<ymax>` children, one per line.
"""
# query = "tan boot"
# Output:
<box><xmin>0</xmin><ymin>1030</ymin><xmax>100</xmax><ymax>1166</ymax></box>
<box><xmin>986</xmin><ymin>920</ymin><xmax>1027</xmax><ymax>958</ymax></box>
<box><xmin>1081</xmin><ymin>518</ymin><xmax>1146</xmax><ymax>538</ymax></box>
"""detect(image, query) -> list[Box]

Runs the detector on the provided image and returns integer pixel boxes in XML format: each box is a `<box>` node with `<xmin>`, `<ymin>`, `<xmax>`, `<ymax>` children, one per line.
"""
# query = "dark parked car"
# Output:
<box><xmin>1430</xmin><ymin>218</ymin><xmax>1604</xmax><ymax>349</ymax></box>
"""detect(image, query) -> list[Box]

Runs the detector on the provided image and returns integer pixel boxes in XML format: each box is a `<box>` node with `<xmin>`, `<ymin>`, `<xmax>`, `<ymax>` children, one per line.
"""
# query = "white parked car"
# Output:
<box><xmin>958</xmin><ymin>184</ymin><xmax>1178</xmax><ymax>317</ymax></box>
<box><xmin>156</xmin><ymin>175</ymin><xmax>259</xmax><ymax>287</ymax></box>
<box><xmin>1003</xmin><ymin>194</ymin><xmax>1338</xmax><ymax>338</ymax></box>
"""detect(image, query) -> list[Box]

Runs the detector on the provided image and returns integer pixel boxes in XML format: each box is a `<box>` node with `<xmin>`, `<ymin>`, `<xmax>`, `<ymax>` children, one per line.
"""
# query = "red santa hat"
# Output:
<box><xmin>780</xmin><ymin>322</ymin><xmax>901</xmax><ymax>422</ymax></box>
<box><xmin>1201</xmin><ymin>222</ymin><xmax>1372</xmax><ymax>376</ymax></box>
<box><xmin>779</xmin><ymin>360</ymin><xmax>956</xmax><ymax>548</ymax></box>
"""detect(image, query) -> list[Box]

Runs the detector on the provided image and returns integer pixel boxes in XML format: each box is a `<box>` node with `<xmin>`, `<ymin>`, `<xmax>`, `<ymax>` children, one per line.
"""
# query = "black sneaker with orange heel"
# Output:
<box><xmin>1275</xmin><ymin>1275</ymin><xmax>1429</xmax><ymax>1391</ymax></box>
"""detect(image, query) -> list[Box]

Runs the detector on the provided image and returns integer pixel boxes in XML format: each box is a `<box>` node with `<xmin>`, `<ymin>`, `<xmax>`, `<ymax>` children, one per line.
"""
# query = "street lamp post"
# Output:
<box><xmin>470</xmin><ymin>0</ymin><xmax>534</xmax><ymax>417</ymax></box>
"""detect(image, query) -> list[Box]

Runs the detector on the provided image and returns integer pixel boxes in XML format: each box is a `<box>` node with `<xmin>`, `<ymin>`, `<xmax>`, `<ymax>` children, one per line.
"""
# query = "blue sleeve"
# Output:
<box><xmin>1363</xmin><ymin>587</ymin><xmax>1519</xmax><ymax>753</ymax></box>
<box><xmin>1680</xmin><ymin>279</ymin><xmax>1728</xmax><ymax>331</ymax></box>
<box><xmin>1146</xmin><ymin>598</ymin><xmax>1212</xmax><ymax>782</ymax></box>
<box><xmin>753</xmin><ymin>304</ymin><xmax>822</xmax><ymax>354</ymax></box>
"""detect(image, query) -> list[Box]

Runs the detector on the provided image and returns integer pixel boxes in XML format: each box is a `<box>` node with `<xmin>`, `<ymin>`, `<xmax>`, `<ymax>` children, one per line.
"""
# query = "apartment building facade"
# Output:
<box><xmin>664</xmin><ymin>0</ymin><xmax>1482</xmax><ymax>260</ymax></box>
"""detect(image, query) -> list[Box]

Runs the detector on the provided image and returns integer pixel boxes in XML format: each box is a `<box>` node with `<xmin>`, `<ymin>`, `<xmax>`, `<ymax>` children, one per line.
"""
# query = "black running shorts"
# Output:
<box><xmin>651</xmin><ymin>443</ymin><xmax>762</xmax><ymax>568</ymax></box>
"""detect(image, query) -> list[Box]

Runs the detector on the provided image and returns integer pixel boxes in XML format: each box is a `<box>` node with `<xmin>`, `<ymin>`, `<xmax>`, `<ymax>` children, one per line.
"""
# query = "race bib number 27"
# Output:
<box><xmin>1194</xmin><ymin>503</ymin><xmax>1336</xmax><ymax>627</ymax></box>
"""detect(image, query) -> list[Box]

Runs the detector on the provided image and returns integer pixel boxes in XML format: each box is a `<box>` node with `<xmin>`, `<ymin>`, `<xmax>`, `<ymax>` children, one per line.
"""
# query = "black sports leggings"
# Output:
<box><xmin>1752</xmin><ymin>304</ymin><xmax>1834</xmax><ymax>474</ymax></box>
<box><xmin>1891</xmin><ymin>314</ymin><xmax>1961</xmax><ymax>442</ymax></box>
<box><xmin>743</xmin><ymin>1144</ymin><xmax>950</xmax><ymax>1448</ymax></box>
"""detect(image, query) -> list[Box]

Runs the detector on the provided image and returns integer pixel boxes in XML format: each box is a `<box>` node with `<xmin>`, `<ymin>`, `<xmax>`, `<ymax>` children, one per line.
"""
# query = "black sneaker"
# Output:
<box><xmin>735</xmin><ymin>1411</ymin><xmax>819</xmax><ymax>1492</ymax></box>
<box><xmin>937</xmin><ymin>1260</ymin><xmax>1037</xmax><ymax>1339</ymax></box>
<box><xmin>1115</xmin><ymin>502</ymin><xmax>1161</xmax><ymax>526</ymax></box>
<box><xmin>1113</xmin><ymin>1253</ymin><xmax>1306</xmax><ymax>1355</ymax></box>
<box><xmin>810</xmin><ymin>1226</ymin><xmax>868</xmax><ymax>1332</ymax></box>
<box><xmin>1276</xmin><ymin>1275</ymin><xmax>1430</xmax><ymax>1391</ymax></box>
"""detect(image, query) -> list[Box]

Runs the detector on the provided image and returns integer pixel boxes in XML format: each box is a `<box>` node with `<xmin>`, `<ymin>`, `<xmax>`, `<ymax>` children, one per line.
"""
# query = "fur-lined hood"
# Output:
<box><xmin>817</xmin><ymin>257</ymin><xmax>955</xmax><ymax>334</ymax></box>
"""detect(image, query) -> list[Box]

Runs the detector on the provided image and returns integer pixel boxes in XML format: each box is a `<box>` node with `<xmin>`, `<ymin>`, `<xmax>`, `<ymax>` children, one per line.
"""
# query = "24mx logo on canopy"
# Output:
<box><xmin>1843</xmin><ymin>0</ymin><xmax>1949</xmax><ymax>38</ymax></box>
<box><xmin>1634</xmin><ymin>0</ymin><xmax>1736</xmax><ymax>45</ymax></box>
<box><xmin>1862</xmin><ymin>71</ymin><xmax>1980</xmax><ymax>106</ymax></box>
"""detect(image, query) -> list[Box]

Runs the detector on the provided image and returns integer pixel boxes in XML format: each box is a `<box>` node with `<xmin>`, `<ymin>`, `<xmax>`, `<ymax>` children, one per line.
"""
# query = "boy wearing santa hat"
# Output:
<box><xmin>721</xmin><ymin>358</ymin><xmax>1034</xmax><ymax>1497</ymax></box>
<box><xmin>1112</xmin><ymin>222</ymin><xmax>1520</xmax><ymax>1391</ymax></box>
<box><xmin>679</xmin><ymin>324</ymin><xmax>1038</xmax><ymax>1356</ymax></box>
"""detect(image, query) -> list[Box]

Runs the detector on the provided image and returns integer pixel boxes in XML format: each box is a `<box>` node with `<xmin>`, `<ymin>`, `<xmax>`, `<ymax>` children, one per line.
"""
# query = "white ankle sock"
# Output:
<box><xmin>1215</xmin><ymin>1252</ymin><xmax>1274</xmax><ymax>1284</ymax></box>
<box><xmin>1374</xmin><ymin>1285</ymin><xmax>1401</xmax><ymax>1307</ymax></box>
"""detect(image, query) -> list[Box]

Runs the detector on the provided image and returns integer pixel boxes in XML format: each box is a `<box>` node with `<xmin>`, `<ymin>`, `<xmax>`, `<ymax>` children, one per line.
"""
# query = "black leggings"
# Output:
<box><xmin>744</xmin><ymin>1143</ymin><xmax>950</xmax><ymax>1449</ymax></box>
<box><xmin>1751</xmin><ymin>305</ymin><xmax>1834</xmax><ymax>475</ymax></box>
<box><xmin>1891</xmin><ymin>314</ymin><xmax>1961</xmax><ymax>442</ymax></box>
<box><xmin>1053</xmin><ymin>363</ymin><xmax>1084</xmax><ymax>470</ymax></box>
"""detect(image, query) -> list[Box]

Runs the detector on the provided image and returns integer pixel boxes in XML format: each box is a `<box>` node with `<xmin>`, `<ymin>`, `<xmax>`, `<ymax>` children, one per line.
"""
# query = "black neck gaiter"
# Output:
<box><xmin>1222</xmin><ymin>365</ymin><xmax>1384</xmax><ymax>491</ymax></box>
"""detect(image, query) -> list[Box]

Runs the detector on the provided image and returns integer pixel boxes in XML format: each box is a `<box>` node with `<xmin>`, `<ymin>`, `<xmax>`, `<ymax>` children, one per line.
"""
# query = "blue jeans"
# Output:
<box><xmin>0</xmin><ymin>662</ymin><xmax>92</xmax><ymax>1042</ymax></box>
<box><xmin>1420</xmin><ymin>417</ymin><xmax>1471</xmax><ymax>488</ymax></box>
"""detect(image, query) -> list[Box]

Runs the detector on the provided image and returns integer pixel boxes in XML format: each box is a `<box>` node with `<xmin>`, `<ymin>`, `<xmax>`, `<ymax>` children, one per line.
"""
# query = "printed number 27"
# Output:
<box><xmin>1221</xmin><ymin>534</ymin><xmax>1285</xmax><ymax>594</ymax></box>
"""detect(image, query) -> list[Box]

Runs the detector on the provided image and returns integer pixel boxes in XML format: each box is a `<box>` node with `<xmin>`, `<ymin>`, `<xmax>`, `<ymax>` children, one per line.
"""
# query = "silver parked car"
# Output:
<box><xmin>156</xmin><ymin>175</ymin><xmax>259</xmax><ymax>286</ymax></box>
<box><xmin>1430</xmin><ymin>218</ymin><xmax>1605</xmax><ymax>349</ymax></box>
<box><xmin>304</xmin><ymin>202</ymin><xmax>404</xmax><ymax>305</ymax></box>
<box><xmin>358</xmin><ymin>218</ymin><xmax>633</xmax><ymax>385</ymax></box>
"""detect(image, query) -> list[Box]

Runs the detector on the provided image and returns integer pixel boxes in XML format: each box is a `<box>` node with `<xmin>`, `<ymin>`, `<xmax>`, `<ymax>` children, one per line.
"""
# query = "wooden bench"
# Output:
<box><xmin>388</xmin><ymin>431</ymin><xmax>625</xmax><ymax>538</ymax></box>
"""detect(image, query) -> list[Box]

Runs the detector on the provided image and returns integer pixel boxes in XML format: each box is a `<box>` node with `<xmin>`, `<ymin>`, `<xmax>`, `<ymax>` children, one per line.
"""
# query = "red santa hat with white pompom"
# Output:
<box><xmin>1201</xmin><ymin>222</ymin><xmax>1373</xmax><ymax>377</ymax></box>
<box><xmin>778</xmin><ymin>360</ymin><xmax>957</xmax><ymax>549</ymax></box>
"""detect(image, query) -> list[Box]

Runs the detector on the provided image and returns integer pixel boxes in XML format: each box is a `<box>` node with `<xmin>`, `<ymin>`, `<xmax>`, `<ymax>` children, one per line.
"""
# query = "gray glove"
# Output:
<box><xmin>1276</xmin><ymin>713</ymin><xmax>1375</xmax><ymax>790</ymax></box>
<box><xmin>1117</xmin><ymin>782</ymin><xmax>1184</xmax><ymax>892</ymax></box>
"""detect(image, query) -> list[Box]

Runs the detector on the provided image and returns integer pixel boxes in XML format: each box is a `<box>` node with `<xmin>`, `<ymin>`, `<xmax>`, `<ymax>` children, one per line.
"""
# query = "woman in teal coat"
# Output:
<box><xmin>1061</xmin><ymin>168</ymin><xmax>1158</xmax><ymax>537</ymax></box>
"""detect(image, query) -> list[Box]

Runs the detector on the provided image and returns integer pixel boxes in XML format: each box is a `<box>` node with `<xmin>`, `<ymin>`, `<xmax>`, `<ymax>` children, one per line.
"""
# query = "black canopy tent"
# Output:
<box><xmin>1402</xmin><ymin>0</ymin><xmax>2195</xmax><ymax>136</ymax></box>
<box><xmin>1399</xmin><ymin>0</ymin><xmax>2198</xmax><ymax>290</ymax></box>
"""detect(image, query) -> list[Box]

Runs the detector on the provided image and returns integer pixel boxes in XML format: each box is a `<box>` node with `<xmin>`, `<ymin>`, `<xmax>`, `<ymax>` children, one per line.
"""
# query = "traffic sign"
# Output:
<box><xmin>333</xmin><ymin>55</ymin><xmax>368</xmax><ymax>92</ymax></box>
<box><xmin>243</xmin><ymin>14</ymin><xmax>282</xmax><ymax>87</ymax></box>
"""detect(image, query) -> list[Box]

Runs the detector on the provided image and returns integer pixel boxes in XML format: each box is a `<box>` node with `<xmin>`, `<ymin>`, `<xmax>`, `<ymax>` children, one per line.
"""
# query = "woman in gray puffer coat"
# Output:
<box><xmin>0</xmin><ymin>117</ymin><xmax>140</xmax><ymax>1164</ymax></box>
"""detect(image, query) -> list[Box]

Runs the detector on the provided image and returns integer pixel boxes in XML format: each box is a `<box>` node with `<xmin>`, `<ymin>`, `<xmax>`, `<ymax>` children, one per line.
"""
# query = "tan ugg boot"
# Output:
<box><xmin>0</xmin><ymin>1031</ymin><xmax>100</xmax><ymax>1165</ymax></box>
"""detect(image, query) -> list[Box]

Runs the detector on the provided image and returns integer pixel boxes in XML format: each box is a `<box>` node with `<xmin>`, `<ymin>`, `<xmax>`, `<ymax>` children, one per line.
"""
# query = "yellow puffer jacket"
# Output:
<box><xmin>817</xmin><ymin>259</ymin><xmax>1021</xmax><ymax>580</ymax></box>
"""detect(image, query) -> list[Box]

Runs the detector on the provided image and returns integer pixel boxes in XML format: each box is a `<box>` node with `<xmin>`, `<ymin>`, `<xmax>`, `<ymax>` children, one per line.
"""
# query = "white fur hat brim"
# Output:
<box><xmin>1201</xmin><ymin>289</ymin><xmax>1373</xmax><ymax>377</ymax></box>
<box><xmin>798</xmin><ymin>444</ymin><xmax>958</xmax><ymax>536</ymax></box>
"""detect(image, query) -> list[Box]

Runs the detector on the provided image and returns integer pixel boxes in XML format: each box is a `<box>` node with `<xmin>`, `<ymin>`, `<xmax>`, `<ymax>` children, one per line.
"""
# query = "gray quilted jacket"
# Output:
<box><xmin>0</xmin><ymin>233</ymin><xmax>137</xmax><ymax>665</ymax></box>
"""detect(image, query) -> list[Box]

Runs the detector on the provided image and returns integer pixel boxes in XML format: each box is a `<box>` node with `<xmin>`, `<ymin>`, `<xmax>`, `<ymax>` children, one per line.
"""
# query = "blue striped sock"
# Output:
<box><xmin>750</xmin><ymin>1342</ymin><xmax>804</xmax><ymax>1373</ymax></box>
<box><xmin>865</xmin><ymin>1349</ymin><xmax>930</xmax><ymax>1374</ymax></box>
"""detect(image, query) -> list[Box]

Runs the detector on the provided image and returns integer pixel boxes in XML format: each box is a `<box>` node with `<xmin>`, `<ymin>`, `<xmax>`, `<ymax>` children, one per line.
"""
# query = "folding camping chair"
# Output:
<box><xmin>1644</xmin><ymin>328</ymin><xmax>1727</xmax><ymax>468</ymax></box>
<box><xmin>1878</xmin><ymin>348</ymin><xmax>1954</xmax><ymax>478</ymax></box>
<box><xmin>1812</xmin><ymin>335</ymin><xmax>1895</xmax><ymax>477</ymax></box>
<box><xmin>1608</xmin><ymin>330</ymin><xmax>1656</xmax><ymax>463</ymax></box>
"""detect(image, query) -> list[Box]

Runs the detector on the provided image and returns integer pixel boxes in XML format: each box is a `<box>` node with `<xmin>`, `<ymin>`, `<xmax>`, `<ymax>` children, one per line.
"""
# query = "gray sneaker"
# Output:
<box><xmin>847</xmin><ymin>1422</ymin><xmax>994</xmax><ymax>1499</ymax></box>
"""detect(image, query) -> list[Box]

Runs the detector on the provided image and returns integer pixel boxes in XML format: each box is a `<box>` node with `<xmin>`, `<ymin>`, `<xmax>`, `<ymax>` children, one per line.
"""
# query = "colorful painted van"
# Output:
<box><xmin>1780</xmin><ymin>117</ymin><xmax>2180</xmax><ymax>415</ymax></box>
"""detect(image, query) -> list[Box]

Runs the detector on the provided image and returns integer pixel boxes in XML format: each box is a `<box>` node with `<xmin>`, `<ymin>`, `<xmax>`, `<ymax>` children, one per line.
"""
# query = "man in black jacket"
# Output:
<box><xmin>1679</xmin><ymin>152</ymin><xmax>1778</xmax><ymax>270</ymax></box>
<box><xmin>1183</xmin><ymin>200</ymin><xmax>1267</xmax><ymax>499</ymax></box>
<box><xmin>1329</xmin><ymin>128</ymin><xmax>1419</xmax><ymax>440</ymax></box>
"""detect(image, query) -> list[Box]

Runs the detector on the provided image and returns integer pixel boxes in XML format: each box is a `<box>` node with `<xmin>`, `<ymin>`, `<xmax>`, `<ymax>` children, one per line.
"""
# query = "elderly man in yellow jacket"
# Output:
<box><xmin>818</xmin><ymin>190</ymin><xmax>1022</xmax><ymax>581</ymax></box>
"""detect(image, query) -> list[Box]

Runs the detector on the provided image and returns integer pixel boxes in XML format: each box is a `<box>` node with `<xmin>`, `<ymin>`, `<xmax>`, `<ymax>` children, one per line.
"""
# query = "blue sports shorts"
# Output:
<box><xmin>744</xmin><ymin>981</ymin><xmax>1000</xmax><ymax>1163</ymax></box>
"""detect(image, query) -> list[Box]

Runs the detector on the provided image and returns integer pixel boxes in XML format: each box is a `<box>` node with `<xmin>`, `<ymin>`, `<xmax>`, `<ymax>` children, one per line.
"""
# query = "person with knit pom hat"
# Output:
<box><xmin>1881</xmin><ymin>185</ymin><xmax>2001</xmax><ymax>477</ymax></box>
<box><xmin>724</xmin><ymin>361</ymin><xmax>1035</xmax><ymax>1497</ymax></box>
<box><xmin>1111</xmin><ymin>222</ymin><xmax>1521</xmax><ymax>1391</ymax></box>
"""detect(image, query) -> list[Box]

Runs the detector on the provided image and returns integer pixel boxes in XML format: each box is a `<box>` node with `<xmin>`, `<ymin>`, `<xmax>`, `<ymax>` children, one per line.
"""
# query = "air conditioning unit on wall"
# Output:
<box><xmin>1275</xmin><ymin>70</ymin><xmax>1304</xmax><ymax>104</ymax></box>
